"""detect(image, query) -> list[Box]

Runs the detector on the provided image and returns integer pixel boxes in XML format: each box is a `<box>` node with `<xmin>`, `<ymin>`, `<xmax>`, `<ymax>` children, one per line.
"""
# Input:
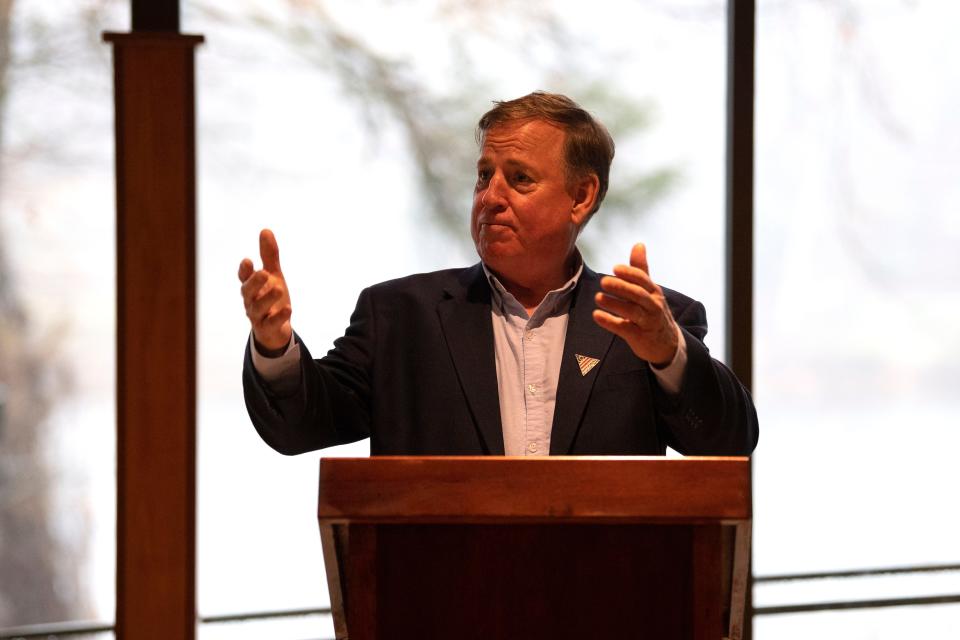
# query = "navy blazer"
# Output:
<box><xmin>243</xmin><ymin>263</ymin><xmax>758</xmax><ymax>456</ymax></box>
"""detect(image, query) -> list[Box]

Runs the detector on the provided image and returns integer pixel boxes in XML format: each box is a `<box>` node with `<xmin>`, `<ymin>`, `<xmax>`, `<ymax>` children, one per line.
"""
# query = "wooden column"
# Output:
<box><xmin>104</xmin><ymin>31</ymin><xmax>203</xmax><ymax>640</ymax></box>
<box><xmin>725</xmin><ymin>0</ymin><xmax>755</xmax><ymax>392</ymax></box>
<box><xmin>726</xmin><ymin>3</ymin><xmax>756</xmax><ymax>638</ymax></box>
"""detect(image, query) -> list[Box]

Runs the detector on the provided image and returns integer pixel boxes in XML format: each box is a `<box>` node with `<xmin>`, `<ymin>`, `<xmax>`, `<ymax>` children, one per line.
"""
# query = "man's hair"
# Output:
<box><xmin>476</xmin><ymin>91</ymin><xmax>615</xmax><ymax>217</ymax></box>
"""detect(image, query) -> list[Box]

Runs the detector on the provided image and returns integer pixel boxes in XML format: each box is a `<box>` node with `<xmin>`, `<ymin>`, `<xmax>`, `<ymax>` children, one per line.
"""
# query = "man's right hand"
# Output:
<box><xmin>239</xmin><ymin>229</ymin><xmax>293</xmax><ymax>356</ymax></box>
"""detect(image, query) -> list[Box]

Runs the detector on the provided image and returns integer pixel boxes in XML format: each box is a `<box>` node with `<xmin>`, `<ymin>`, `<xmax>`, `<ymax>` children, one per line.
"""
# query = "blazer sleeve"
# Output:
<box><xmin>241</xmin><ymin>287</ymin><xmax>377</xmax><ymax>455</ymax></box>
<box><xmin>651</xmin><ymin>293</ymin><xmax>759</xmax><ymax>456</ymax></box>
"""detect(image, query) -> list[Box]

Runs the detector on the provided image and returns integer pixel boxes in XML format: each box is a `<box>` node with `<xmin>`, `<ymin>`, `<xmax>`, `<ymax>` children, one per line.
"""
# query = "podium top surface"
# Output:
<box><xmin>318</xmin><ymin>456</ymin><xmax>750</xmax><ymax>524</ymax></box>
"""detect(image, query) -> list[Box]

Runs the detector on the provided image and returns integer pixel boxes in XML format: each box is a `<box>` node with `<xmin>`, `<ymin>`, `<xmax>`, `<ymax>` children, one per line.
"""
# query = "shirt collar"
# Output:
<box><xmin>482</xmin><ymin>251</ymin><xmax>584</xmax><ymax>321</ymax></box>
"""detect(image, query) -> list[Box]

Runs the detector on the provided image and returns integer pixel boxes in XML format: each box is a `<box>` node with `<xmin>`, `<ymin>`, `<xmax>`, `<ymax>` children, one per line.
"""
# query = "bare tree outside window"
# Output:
<box><xmin>2</xmin><ymin>0</ymin><xmax>709</xmax><ymax>629</ymax></box>
<box><xmin>0</xmin><ymin>0</ymin><xmax>120</xmax><ymax>626</ymax></box>
<box><xmin>188</xmin><ymin>0</ymin><xmax>680</xmax><ymax>262</ymax></box>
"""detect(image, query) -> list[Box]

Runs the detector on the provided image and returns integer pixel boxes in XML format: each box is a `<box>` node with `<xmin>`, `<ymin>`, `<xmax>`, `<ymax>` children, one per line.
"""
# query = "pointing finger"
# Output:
<box><xmin>260</xmin><ymin>228</ymin><xmax>282</xmax><ymax>274</ymax></box>
<box><xmin>630</xmin><ymin>242</ymin><xmax>649</xmax><ymax>276</ymax></box>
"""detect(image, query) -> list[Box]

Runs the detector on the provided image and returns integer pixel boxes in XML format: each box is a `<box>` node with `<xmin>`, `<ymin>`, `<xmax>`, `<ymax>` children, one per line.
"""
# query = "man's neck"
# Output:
<box><xmin>499</xmin><ymin>277</ymin><xmax>551</xmax><ymax>316</ymax></box>
<box><xmin>487</xmin><ymin>252</ymin><xmax>581</xmax><ymax>314</ymax></box>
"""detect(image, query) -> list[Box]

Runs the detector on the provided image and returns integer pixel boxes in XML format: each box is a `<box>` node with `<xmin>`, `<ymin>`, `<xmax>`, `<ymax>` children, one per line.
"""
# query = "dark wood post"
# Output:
<box><xmin>726</xmin><ymin>2</ymin><xmax>756</xmax><ymax>638</ymax></box>
<box><xmin>726</xmin><ymin>0</ymin><xmax>755</xmax><ymax>392</ymax></box>
<box><xmin>104</xmin><ymin>28</ymin><xmax>203</xmax><ymax>640</ymax></box>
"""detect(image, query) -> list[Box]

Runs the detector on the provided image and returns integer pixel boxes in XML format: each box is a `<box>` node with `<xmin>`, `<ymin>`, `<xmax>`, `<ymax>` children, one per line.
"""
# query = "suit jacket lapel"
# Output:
<box><xmin>437</xmin><ymin>264</ymin><xmax>505</xmax><ymax>454</ymax></box>
<box><xmin>550</xmin><ymin>267</ymin><xmax>615</xmax><ymax>455</ymax></box>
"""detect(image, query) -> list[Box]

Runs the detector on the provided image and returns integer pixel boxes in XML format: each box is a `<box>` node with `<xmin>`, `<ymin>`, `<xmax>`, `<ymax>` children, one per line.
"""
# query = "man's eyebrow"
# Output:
<box><xmin>502</xmin><ymin>158</ymin><xmax>536</xmax><ymax>172</ymax></box>
<box><xmin>475</xmin><ymin>157</ymin><xmax>536</xmax><ymax>172</ymax></box>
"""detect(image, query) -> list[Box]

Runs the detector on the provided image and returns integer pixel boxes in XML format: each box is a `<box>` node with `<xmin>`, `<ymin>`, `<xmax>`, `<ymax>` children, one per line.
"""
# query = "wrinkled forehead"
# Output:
<box><xmin>476</xmin><ymin>118</ymin><xmax>567</xmax><ymax>159</ymax></box>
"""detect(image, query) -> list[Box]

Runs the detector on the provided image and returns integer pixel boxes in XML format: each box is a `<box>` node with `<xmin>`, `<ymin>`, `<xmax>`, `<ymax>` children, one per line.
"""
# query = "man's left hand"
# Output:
<box><xmin>593</xmin><ymin>243</ymin><xmax>680</xmax><ymax>367</ymax></box>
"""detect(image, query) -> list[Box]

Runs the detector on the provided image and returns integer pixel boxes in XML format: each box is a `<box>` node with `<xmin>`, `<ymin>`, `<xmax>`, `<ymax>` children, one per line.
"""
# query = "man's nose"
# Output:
<box><xmin>481</xmin><ymin>173</ymin><xmax>508</xmax><ymax>209</ymax></box>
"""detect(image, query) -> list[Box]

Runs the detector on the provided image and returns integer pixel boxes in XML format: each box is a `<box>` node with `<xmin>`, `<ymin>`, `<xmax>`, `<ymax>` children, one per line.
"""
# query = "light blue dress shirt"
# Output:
<box><xmin>483</xmin><ymin>263</ymin><xmax>581</xmax><ymax>456</ymax></box>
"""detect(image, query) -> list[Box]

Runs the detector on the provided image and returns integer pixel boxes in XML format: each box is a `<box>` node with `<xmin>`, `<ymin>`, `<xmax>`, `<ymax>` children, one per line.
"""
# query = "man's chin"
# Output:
<box><xmin>476</xmin><ymin>245</ymin><xmax>520</xmax><ymax>269</ymax></box>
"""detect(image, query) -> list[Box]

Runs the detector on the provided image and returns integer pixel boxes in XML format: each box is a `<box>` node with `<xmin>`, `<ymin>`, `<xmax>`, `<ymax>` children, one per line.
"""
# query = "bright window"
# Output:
<box><xmin>189</xmin><ymin>2</ymin><xmax>728</xmax><ymax>635</ymax></box>
<box><xmin>754</xmin><ymin>1</ymin><xmax>960</xmax><ymax>635</ymax></box>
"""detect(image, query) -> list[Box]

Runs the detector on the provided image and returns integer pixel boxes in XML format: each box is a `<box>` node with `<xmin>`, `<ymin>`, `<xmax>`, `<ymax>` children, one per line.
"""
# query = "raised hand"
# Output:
<box><xmin>238</xmin><ymin>229</ymin><xmax>293</xmax><ymax>355</ymax></box>
<box><xmin>592</xmin><ymin>243</ymin><xmax>679</xmax><ymax>367</ymax></box>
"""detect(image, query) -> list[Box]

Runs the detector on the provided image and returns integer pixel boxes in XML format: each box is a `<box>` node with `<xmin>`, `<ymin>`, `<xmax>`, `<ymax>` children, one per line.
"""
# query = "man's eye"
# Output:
<box><xmin>515</xmin><ymin>172</ymin><xmax>531</xmax><ymax>183</ymax></box>
<box><xmin>477</xmin><ymin>169</ymin><xmax>491</xmax><ymax>183</ymax></box>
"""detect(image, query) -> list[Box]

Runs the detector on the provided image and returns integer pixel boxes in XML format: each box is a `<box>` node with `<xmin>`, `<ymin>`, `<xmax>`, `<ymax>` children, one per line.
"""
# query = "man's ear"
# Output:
<box><xmin>570</xmin><ymin>173</ymin><xmax>600</xmax><ymax>226</ymax></box>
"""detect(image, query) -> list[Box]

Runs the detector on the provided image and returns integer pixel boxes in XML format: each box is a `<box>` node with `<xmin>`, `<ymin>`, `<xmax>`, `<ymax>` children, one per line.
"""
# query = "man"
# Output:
<box><xmin>239</xmin><ymin>92</ymin><xmax>758</xmax><ymax>456</ymax></box>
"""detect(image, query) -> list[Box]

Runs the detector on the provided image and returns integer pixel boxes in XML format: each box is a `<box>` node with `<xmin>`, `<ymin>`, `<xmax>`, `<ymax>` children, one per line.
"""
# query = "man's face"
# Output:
<box><xmin>471</xmin><ymin>119</ymin><xmax>588</xmax><ymax>283</ymax></box>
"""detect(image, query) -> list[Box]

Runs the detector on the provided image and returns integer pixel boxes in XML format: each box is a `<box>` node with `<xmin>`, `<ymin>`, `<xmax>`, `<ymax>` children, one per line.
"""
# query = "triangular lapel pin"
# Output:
<box><xmin>575</xmin><ymin>353</ymin><xmax>600</xmax><ymax>377</ymax></box>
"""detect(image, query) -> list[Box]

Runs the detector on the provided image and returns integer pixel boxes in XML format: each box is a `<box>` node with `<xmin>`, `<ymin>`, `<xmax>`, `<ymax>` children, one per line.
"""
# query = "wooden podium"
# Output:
<box><xmin>318</xmin><ymin>457</ymin><xmax>751</xmax><ymax>640</ymax></box>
